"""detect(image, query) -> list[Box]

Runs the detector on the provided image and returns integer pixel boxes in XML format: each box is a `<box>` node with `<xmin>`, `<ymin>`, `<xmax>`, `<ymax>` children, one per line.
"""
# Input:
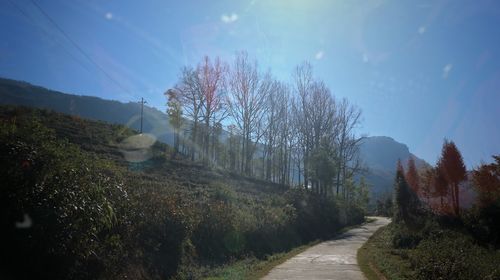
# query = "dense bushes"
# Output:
<box><xmin>0</xmin><ymin>116</ymin><xmax>128</xmax><ymax>279</ymax></box>
<box><xmin>409</xmin><ymin>229</ymin><xmax>500</xmax><ymax>280</ymax></box>
<box><xmin>361</xmin><ymin>223</ymin><xmax>500</xmax><ymax>280</ymax></box>
<box><xmin>462</xmin><ymin>199</ymin><xmax>500</xmax><ymax>248</ymax></box>
<box><xmin>387</xmin><ymin>221</ymin><xmax>500</xmax><ymax>280</ymax></box>
<box><xmin>0</xmin><ymin>108</ymin><xmax>367</xmax><ymax>279</ymax></box>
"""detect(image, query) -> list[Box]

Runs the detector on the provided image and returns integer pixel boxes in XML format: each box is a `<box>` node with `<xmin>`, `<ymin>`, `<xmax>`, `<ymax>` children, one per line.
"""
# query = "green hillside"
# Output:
<box><xmin>0</xmin><ymin>105</ymin><xmax>364</xmax><ymax>279</ymax></box>
<box><xmin>0</xmin><ymin>78</ymin><xmax>428</xmax><ymax>198</ymax></box>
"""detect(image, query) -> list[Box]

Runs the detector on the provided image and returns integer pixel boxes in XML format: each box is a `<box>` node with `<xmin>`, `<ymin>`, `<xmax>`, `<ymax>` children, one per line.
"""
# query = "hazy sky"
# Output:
<box><xmin>1</xmin><ymin>0</ymin><xmax>499</xmax><ymax>168</ymax></box>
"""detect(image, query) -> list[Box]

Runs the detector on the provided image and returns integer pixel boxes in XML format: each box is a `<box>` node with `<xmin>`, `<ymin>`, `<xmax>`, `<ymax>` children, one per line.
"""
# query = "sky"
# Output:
<box><xmin>0</xmin><ymin>0</ymin><xmax>499</xmax><ymax>168</ymax></box>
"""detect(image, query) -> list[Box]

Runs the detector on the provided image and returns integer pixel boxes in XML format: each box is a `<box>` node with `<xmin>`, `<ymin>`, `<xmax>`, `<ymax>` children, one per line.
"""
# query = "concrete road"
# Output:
<box><xmin>262</xmin><ymin>217</ymin><xmax>390</xmax><ymax>280</ymax></box>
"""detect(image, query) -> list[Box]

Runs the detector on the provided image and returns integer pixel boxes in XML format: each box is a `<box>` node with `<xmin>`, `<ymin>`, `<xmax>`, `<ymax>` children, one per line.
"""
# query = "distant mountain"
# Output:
<box><xmin>359</xmin><ymin>136</ymin><xmax>430</xmax><ymax>197</ymax></box>
<box><xmin>0</xmin><ymin>77</ymin><xmax>428</xmax><ymax>197</ymax></box>
<box><xmin>0</xmin><ymin>77</ymin><xmax>174</xmax><ymax>144</ymax></box>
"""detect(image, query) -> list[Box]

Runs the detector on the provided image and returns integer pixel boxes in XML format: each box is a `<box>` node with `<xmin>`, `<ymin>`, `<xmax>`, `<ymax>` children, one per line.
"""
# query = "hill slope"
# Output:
<box><xmin>0</xmin><ymin>77</ymin><xmax>428</xmax><ymax>196</ymax></box>
<box><xmin>0</xmin><ymin>105</ymin><xmax>364</xmax><ymax>279</ymax></box>
<box><xmin>0</xmin><ymin>77</ymin><xmax>174</xmax><ymax>144</ymax></box>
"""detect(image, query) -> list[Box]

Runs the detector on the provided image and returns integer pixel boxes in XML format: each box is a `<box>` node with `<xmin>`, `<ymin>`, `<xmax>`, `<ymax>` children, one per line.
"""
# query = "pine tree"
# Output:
<box><xmin>437</xmin><ymin>140</ymin><xmax>466</xmax><ymax>216</ymax></box>
<box><xmin>406</xmin><ymin>157</ymin><xmax>420</xmax><ymax>195</ymax></box>
<box><xmin>394</xmin><ymin>160</ymin><xmax>410</xmax><ymax>223</ymax></box>
<box><xmin>434</xmin><ymin>167</ymin><xmax>448</xmax><ymax>212</ymax></box>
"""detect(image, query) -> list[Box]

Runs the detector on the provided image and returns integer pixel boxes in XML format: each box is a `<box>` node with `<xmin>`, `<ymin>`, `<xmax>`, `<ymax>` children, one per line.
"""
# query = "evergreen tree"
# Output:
<box><xmin>436</xmin><ymin>167</ymin><xmax>450</xmax><ymax>212</ymax></box>
<box><xmin>437</xmin><ymin>140</ymin><xmax>466</xmax><ymax>216</ymax></box>
<box><xmin>393</xmin><ymin>160</ymin><xmax>422</xmax><ymax>224</ymax></box>
<box><xmin>406</xmin><ymin>157</ymin><xmax>420</xmax><ymax>195</ymax></box>
<box><xmin>394</xmin><ymin>160</ymin><xmax>410</xmax><ymax>223</ymax></box>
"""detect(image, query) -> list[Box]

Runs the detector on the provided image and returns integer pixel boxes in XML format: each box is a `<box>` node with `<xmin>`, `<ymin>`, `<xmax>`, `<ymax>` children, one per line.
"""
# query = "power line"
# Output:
<box><xmin>28</xmin><ymin>0</ymin><xmax>134</xmax><ymax>95</ymax></box>
<box><xmin>6</xmin><ymin>0</ymin><xmax>93</xmax><ymax>73</ymax></box>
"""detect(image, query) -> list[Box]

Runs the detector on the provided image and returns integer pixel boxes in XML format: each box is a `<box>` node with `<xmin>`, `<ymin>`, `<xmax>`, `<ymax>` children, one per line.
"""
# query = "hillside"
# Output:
<box><xmin>0</xmin><ymin>77</ymin><xmax>174</xmax><ymax>144</ymax></box>
<box><xmin>0</xmin><ymin>77</ymin><xmax>428</xmax><ymax>197</ymax></box>
<box><xmin>0</xmin><ymin>105</ymin><xmax>365</xmax><ymax>279</ymax></box>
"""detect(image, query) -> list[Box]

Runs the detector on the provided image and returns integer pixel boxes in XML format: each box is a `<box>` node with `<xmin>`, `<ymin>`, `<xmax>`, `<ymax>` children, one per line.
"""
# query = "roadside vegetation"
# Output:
<box><xmin>0</xmin><ymin>106</ymin><xmax>367</xmax><ymax>279</ymax></box>
<box><xmin>359</xmin><ymin>140</ymin><xmax>500</xmax><ymax>280</ymax></box>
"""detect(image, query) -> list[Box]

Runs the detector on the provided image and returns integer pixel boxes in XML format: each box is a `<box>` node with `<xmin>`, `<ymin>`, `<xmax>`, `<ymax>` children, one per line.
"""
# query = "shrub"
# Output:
<box><xmin>0</xmin><ymin>117</ymin><xmax>128</xmax><ymax>278</ymax></box>
<box><xmin>463</xmin><ymin>199</ymin><xmax>500</xmax><ymax>247</ymax></box>
<box><xmin>285</xmin><ymin>189</ymin><xmax>341</xmax><ymax>242</ymax></box>
<box><xmin>409</xmin><ymin>230</ymin><xmax>500</xmax><ymax>280</ymax></box>
<box><xmin>391</xmin><ymin>224</ymin><xmax>423</xmax><ymax>249</ymax></box>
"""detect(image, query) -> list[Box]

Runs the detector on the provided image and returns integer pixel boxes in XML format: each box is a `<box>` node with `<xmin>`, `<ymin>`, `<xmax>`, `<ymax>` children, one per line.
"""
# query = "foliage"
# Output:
<box><xmin>393</xmin><ymin>160</ymin><xmax>410</xmax><ymax>223</ymax></box>
<box><xmin>366</xmin><ymin>142</ymin><xmax>500</xmax><ymax>280</ymax></box>
<box><xmin>375</xmin><ymin>196</ymin><xmax>393</xmax><ymax>217</ymax></box>
<box><xmin>362</xmin><ymin>222</ymin><xmax>500</xmax><ymax>280</ymax></box>
<box><xmin>393</xmin><ymin>159</ymin><xmax>426</xmax><ymax>227</ymax></box>
<box><xmin>406</xmin><ymin>157</ymin><xmax>420</xmax><ymax>194</ymax></box>
<box><xmin>0</xmin><ymin>114</ymin><xmax>128</xmax><ymax>279</ymax></box>
<box><xmin>355</xmin><ymin>176</ymin><xmax>370</xmax><ymax>211</ymax></box>
<box><xmin>473</xmin><ymin>155</ymin><xmax>500</xmax><ymax>206</ymax></box>
<box><xmin>409</xmin><ymin>229</ymin><xmax>500</xmax><ymax>280</ymax></box>
<box><xmin>358</xmin><ymin>225</ymin><xmax>416</xmax><ymax>280</ymax></box>
<box><xmin>0</xmin><ymin>106</ymin><xmax>368</xmax><ymax>279</ymax></box>
<box><xmin>437</xmin><ymin>139</ymin><xmax>467</xmax><ymax>216</ymax></box>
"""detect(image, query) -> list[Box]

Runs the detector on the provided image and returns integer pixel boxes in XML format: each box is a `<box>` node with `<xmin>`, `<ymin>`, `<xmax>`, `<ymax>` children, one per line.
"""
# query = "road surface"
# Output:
<box><xmin>262</xmin><ymin>216</ymin><xmax>390</xmax><ymax>280</ymax></box>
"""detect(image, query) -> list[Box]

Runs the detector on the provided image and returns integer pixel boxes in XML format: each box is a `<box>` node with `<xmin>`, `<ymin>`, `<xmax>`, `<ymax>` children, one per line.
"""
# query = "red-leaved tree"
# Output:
<box><xmin>406</xmin><ymin>157</ymin><xmax>420</xmax><ymax>195</ymax></box>
<box><xmin>437</xmin><ymin>140</ymin><xmax>466</xmax><ymax>216</ymax></box>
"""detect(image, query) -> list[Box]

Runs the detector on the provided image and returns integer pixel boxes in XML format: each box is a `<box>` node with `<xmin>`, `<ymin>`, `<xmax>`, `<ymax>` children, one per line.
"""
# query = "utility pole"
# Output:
<box><xmin>139</xmin><ymin>97</ymin><xmax>147</xmax><ymax>134</ymax></box>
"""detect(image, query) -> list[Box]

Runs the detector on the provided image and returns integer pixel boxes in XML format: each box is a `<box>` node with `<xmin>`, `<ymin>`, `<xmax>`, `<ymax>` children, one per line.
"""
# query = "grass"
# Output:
<box><xmin>204</xmin><ymin>240</ymin><xmax>320</xmax><ymax>280</ymax></box>
<box><xmin>357</xmin><ymin>224</ymin><xmax>416</xmax><ymax>280</ymax></box>
<box><xmin>358</xmin><ymin>221</ymin><xmax>500</xmax><ymax>280</ymax></box>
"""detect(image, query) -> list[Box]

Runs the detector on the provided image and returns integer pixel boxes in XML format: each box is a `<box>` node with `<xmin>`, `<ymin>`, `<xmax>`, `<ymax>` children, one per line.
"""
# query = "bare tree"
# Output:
<box><xmin>226</xmin><ymin>52</ymin><xmax>273</xmax><ymax>175</ymax></box>
<box><xmin>168</xmin><ymin>55</ymin><xmax>365</xmax><ymax>200</ymax></box>
<box><xmin>174</xmin><ymin>67</ymin><xmax>204</xmax><ymax>161</ymax></box>
<box><xmin>292</xmin><ymin>62</ymin><xmax>314</xmax><ymax>189</ymax></box>
<box><xmin>197</xmin><ymin>56</ymin><xmax>228</xmax><ymax>164</ymax></box>
<box><xmin>334</xmin><ymin>98</ymin><xmax>363</xmax><ymax>197</ymax></box>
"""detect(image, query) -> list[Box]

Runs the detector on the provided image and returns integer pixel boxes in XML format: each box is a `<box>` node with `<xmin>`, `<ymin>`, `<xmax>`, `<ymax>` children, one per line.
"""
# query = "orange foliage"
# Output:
<box><xmin>437</xmin><ymin>140</ymin><xmax>466</xmax><ymax>216</ymax></box>
<box><xmin>405</xmin><ymin>157</ymin><xmax>420</xmax><ymax>195</ymax></box>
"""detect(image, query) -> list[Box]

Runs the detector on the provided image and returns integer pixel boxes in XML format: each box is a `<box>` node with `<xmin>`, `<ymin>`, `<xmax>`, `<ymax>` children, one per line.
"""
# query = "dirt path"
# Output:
<box><xmin>262</xmin><ymin>217</ymin><xmax>390</xmax><ymax>280</ymax></box>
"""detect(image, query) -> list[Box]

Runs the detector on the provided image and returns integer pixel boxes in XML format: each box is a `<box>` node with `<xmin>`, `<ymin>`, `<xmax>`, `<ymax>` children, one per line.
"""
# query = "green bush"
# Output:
<box><xmin>409</xmin><ymin>230</ymin><xmax>500</xmax><ymax>280</ymax></box>
<box><xmin>463</xmin><ymin>200</ymin><xmax>500</xmax><ymax>247</ymax></box>
<box><xmin>0</xmin><ymin>117</ymin><xmax>127</xmax><ymax>278</ymax></box>
<box><xmin>0</xmin><ymin>107</ymin><xmax>367</xmax><ymax>279</ymax></box>
<box><xmin>391</xmin><ymin>224</ymin><xmax>423</xmax><ymax>249</ymax></box>
<box><xmin>191</xmin><ymin>200</ymin><xmax>240</xmax><ymax>262</ymax></box>
<box><xmin>285</xmin><ymin>189</ymin><xmax>341</xmax><ymax>242</ymax></box>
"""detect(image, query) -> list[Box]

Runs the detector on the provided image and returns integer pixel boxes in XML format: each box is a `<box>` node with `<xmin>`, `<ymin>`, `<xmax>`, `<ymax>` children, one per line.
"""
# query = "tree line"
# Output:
<box><xmin>393</xmin><ymin>140</ymin><xmax>469</xmax><ymax>221</ymax></box>
<box><xmin>165</xmin><ymin>52</ymin><xmax>365</xmax><ymax>199</ymax></box>
<box><xmin>393</xmin><ymin>139</ymin><xmax>500</xmax><ymax>234</ymax></box>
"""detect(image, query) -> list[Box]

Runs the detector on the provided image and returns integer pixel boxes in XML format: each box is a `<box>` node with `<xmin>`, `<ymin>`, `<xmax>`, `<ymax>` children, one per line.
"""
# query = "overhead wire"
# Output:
<box><xmin>27</xmin><ymin>0</ymin><xmax>134</xmax><ymax>95</ymax></box>
<box><xmin>6</xmin><ymin>0</ymin><xmax>93</xmax><ymax>74</ymax></box>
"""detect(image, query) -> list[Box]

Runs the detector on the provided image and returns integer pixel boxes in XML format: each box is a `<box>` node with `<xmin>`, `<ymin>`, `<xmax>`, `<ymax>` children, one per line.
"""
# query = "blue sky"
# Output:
<box><xmin>1</xmin><ymin>0</ymin><xmax>499</xmax><ymax>168</ymax></box>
